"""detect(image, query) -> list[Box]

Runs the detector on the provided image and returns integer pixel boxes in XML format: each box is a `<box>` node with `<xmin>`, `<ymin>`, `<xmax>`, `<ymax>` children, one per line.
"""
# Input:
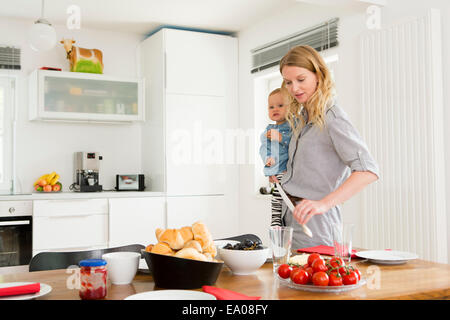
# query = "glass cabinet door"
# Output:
<box><xmin>32</xmin><ymin>71</ymin><xmax>144</xmax><ymax>122</ymax></box>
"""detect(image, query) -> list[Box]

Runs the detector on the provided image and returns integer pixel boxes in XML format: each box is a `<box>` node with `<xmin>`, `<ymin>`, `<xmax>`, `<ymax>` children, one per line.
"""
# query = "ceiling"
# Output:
<box><xmin>0</xmin><ymin>0</ymin><xmax>301</xmax><ymax>35</ymax></box>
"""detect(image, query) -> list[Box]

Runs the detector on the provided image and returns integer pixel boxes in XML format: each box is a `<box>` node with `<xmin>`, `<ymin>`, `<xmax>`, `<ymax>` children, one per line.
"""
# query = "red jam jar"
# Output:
<box><xmin>79</xmin><ymin>259</ymin><xmax>107</xmax><ymax>300</ymax></box>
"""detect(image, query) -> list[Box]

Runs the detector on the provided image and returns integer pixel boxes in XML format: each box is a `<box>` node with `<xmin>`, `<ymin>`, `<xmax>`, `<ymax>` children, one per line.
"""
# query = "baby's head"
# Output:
<box><xmin>268</xmin><ymin>88</ymin><xmax>288</xmax><ymax>124</ymax></box>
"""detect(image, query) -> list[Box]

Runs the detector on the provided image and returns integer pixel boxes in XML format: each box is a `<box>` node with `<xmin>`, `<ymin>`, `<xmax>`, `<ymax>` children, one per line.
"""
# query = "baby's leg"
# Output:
<box><xmin>270</xmin><ymin>173</ymin><xmax>285</xmax><ymax>226</ymax></box>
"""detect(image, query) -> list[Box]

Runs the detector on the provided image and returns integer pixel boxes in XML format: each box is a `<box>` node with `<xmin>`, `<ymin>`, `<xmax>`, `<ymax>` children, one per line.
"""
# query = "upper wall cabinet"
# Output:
<box><xmin>164</xmin><ymin>29</ymin><xmax>228</xmax><ymax>97</ymax></box>
<box><xmin>29</xmin><ymin>70</ymin><xmax>145</xmax><ymax>122</ymax></box>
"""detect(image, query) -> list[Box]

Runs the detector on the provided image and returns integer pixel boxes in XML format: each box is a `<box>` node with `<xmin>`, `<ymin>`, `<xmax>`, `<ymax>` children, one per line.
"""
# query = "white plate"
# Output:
<box><xmin>124</xmin><ymin>290</ymin><xmax>217</xmax><ymax>300</ymax></box>
<box><xmin>355</xmin><ymin>250</ymin><xmax>418</xmax><ymax>265</ymax></box>
<box><xmin>0</xmin><ymin>282</ymin><xmax>52</xmax><ymax>300</ymax></box>
<box><xmin>278</xmin><ymin>275</ymin><xmax>366</xmax><ymax>293</ymax></box>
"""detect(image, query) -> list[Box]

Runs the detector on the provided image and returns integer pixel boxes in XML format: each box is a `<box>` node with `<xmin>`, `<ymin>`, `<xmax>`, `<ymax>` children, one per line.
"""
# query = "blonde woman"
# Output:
<box><xmin>275</xmin><ymin>45</ymin><xmax>380</xmax><ymax>249</ymax></box>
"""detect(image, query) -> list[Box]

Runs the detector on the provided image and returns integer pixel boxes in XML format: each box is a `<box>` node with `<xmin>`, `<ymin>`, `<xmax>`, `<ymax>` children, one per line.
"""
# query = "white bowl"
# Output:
<box><xmin>102</xmin><ymin>252</ymin><xmax>141</xmax><ymax>285</ymax></box>
<box><xmin>218</xmin><ymin>246</ymin><xmax>269</xmax><ymax>275</ymax></box>
<box><xmin>213</xmin><ymin>240</ymin><xmax>240</xmax><ymax>260</ymax></box>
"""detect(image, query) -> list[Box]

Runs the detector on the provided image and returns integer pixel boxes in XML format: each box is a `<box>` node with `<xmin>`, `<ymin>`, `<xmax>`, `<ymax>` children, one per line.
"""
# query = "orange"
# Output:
<box><xmin>43</xmin><ymin>185</ymin><xmax>52</xmax><ymax>192</ymax></box>
<box><xmin>38</xmin><ymin>179</ymin><xmax>48</xmax><ymax>187</ymax></box>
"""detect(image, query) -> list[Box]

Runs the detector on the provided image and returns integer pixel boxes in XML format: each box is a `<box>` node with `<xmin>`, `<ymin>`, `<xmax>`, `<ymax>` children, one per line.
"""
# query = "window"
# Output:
<box><xmin>0</xmin><ymin>77</ymin><xmax>14</xmax><ymax>192</ymax></box>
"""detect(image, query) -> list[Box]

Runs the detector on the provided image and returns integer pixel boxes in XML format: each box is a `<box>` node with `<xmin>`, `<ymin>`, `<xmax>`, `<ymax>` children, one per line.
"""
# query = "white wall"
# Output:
<box><xmin>0</xmin><ymin>18</ymin><xmax>144</xmax><ymax>193</ymax></box>
<box><xmin>237</xmin><ymin>0</ymin><xmax>450</xmax><ymax>260</ymax></box>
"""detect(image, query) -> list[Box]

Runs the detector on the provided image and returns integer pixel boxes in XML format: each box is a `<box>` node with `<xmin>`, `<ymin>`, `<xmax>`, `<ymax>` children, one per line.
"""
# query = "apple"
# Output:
<box><xmin>38</xmin><ymin>179</ymin><xmax>48</xmax><ymax>187</ymax></box>
<box><xmin>52</xmin><ymin>184</ymin><xmax>61</xmax><ymax>192</ymax></box>
<box><xmin>43</xmin><ymin>185</ymin><xmax>52</xmax><ymax>192</ymax></box>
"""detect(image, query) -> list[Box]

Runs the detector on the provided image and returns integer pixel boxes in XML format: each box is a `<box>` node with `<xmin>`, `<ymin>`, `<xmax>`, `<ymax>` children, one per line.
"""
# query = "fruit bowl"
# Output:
<box><xmin>33</xmin><ymin>172</ymin><xmax>62</xmax><ymax>192</ymax></box>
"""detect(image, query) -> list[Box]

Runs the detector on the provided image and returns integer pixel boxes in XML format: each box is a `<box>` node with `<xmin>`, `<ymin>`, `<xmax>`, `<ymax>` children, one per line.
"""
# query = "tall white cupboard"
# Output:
<box><xmin>140</xmin><ymin>28</ymin><xmax>239</xmax><ymax>238</ymax></box>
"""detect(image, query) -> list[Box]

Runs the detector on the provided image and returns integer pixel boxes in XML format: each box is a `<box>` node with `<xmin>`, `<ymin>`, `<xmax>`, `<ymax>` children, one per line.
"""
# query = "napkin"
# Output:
<box><xmin>202</xmin><ymin>286</ymin><xmax>261</xmax><ymax>300</ymax></box>
<box><xmin>0</xmin><ymin>283</ymin><xmax>40</xmax><ymax>297</ymax></box>
<box><xmin>297</xmin><ymin>245</ymin><xmax>358</xmax><ymax>258</ymax></box>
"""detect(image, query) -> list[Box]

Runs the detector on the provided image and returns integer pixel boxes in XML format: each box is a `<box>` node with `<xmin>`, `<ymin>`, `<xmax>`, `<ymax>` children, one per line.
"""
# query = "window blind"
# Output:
<box><xmin>251</xmin><ymin>18</ymin><xmax>339</xmax><ymax>74</ymax></box>
<box><xmin>0</xmin><ymin>45</ymin><xmax>21</xmax><ymax>70</ymax></box>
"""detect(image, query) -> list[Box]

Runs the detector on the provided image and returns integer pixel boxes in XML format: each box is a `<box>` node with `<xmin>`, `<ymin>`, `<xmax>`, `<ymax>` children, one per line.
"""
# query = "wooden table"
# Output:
<box><xmin>1</xmin><ymin>258</ymin><xmax>449</xmax><ymax>300</ymax></box>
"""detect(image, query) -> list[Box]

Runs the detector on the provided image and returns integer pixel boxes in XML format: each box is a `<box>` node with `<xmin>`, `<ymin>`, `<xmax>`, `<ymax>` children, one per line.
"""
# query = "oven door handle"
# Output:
<box><xmin>0</xmin><ymin>220</ymin><xmax>30</xmax><ymax>226</ymax></box>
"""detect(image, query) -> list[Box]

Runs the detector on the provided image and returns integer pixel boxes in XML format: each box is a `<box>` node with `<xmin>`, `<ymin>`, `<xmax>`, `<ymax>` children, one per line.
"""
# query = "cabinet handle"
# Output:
<box><xmin>48</xmin><ymin>214</ymin><xmax>92</xmax><ymax>219</ymax></box>
<box><xmin>164</xmin><ymin>51</ymin><xmax>167</xmax><ymax>89</ymax></box>
<box><xmin>0</xmin><ymin>220</ymin><xmax>30</xmax><ymax>226</ymax></box>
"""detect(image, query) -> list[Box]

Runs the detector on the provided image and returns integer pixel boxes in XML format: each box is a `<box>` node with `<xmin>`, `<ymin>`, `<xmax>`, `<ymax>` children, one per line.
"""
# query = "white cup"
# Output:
<box><xmin>101</xmin><ymin>252</ymin><xmax>141</xmax><ymax>285</ymax></box>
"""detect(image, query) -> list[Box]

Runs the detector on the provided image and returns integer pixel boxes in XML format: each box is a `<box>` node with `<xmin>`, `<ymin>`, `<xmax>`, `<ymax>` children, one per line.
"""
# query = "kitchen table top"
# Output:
<box><xmin>1</xmin><ymin>257</ymin><xmax>449</xmax><ymax>300</ymax></box>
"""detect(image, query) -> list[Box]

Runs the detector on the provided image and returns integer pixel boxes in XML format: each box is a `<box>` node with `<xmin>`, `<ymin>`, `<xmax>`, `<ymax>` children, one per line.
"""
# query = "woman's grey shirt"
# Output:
<box><xmin>281</xmin><ymin>102</ymin><xmax>380</xmax><ymax>249</ymax></box>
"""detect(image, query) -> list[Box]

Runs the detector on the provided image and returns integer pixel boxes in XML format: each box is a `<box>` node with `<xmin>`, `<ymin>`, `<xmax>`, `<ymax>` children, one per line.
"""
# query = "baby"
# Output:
<box><xmin>259</xmin><ymin>88</ymin><xmax>292</xmax><ymax>227</ymax></box>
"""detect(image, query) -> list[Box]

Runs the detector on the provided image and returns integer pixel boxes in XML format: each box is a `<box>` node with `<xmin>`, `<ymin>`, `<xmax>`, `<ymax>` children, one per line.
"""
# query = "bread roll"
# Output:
<box><xmin>151</xmin><ymin>242</ymin><xmax>175</xmax><ymax>255</ymax></box>
<box><xmin>174</xmin><ymin>247</ymin><xmax>208</xmax><ymax>262</ymax></box>
<box><xmin>203</xmin><ymin>242</ymin><xmax>217</xmax><ymax>257</ymax></box>
<box><xmin>157</xmin><ymin>228</ymin><xmax>186</xmax><ymax>250</ymax></box>
<box><xmin>192</xmin><ymin>221</ymin><xmax>213</xmax><ymax>249</ymax></box>
<box><xmin>179</xmin><ymin>226</ymin><xmax>194</xmax><ymax>244</ymax></box>
<box><xmin>145</xmin><ymin>244</ymin><xmax>154</xmax><ymax>252</ymax></box>
<box><xmin>183</xmin><ymin>239</ymin><xmax>203</xmax><ymax>253</ymax></box>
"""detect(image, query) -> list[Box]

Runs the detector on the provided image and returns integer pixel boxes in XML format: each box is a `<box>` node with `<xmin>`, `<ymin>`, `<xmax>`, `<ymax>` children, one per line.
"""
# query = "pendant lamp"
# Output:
<box><xmin>28</xmin><ymin>0</ymin><xmax>56</xmax><ymax>52</ymax></box>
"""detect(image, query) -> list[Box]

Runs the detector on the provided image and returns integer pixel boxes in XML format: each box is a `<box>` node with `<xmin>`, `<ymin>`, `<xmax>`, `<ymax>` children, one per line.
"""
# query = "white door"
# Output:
<box><xmin>108</xmin><ymin>197</ymin><xmax>166</xmax><ymax>247</ymax></box>
<box><xmin>166</xmin><ymin>195</ymin><xmax>237</xmax><ymax>240</ymax></box>
<box><xmin>165</xmin><ymin>93</ymin><xmax>226</xmax><ymax>196</ymax></box>
<box><xmin>164</xmin><ymin>29</ymin><xmax>227</xmax><ymax>97</ymax></box>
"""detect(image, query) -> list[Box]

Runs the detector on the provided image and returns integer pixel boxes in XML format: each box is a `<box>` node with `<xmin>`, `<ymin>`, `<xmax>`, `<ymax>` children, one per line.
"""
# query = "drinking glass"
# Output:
<box><xmin>333</xmin><ymin>223</ymin><xmax>355</xmax><ymax>263</ymax></box>
<box><xmin>269</xmin><ymin>226</ymin><xmax>293</xmax><ymax>273</ymax></box>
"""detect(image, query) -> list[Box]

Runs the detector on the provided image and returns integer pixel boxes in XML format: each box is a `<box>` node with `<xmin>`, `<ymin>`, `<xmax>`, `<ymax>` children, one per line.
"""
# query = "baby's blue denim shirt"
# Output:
<box><xmin>259</xmin><ymin>121</ymin><xmax>292</xmax><ymax>176</ymax></box>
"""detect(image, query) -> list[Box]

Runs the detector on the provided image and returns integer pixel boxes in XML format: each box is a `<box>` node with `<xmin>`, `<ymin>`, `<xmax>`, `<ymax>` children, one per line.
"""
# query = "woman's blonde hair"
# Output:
<box><xmin>279</xmin><ymin>45</ymin><xmax>334</xmax><ymax>136</ymax></box>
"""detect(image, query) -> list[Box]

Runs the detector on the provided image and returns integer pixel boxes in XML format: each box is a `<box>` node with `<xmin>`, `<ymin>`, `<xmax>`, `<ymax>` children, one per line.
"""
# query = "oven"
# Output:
<box><xmin>0</xmin><ymin>201</ymin><xmax>32</xmax><ymax>268</ymax></box>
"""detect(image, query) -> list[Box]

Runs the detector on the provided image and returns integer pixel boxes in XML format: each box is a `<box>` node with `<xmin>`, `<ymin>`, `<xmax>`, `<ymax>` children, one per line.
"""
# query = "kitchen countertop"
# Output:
<box><xmin>0</xmin><ymin>191</ymin><xmax>166</xmax><ymax>201</ymax></box>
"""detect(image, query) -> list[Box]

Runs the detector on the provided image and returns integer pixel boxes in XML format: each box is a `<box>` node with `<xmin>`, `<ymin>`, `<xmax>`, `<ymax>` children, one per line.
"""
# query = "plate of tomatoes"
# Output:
<box><xmin>276</xmin><ymin>253</ymin><xmax>365</xmax><ymax>293</ymax></box>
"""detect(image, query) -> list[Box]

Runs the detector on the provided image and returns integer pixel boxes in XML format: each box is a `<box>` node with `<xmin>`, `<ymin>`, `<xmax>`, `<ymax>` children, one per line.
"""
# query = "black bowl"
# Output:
<box><xmin>141</xmin><ymin>250</ymin><xmax>224</xmax><ymax>289</ymax></box>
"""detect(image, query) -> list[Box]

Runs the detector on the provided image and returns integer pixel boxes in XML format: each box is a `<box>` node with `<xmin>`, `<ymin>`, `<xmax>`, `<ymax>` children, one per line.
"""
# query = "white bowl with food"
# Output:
<box><xmin>213</xmin><ymin>240</ymin><xmax>240</xmax><ymax>260</ymax></box>
<box><xmin>218</xmin><ymin>241</ymin><xmax>269</xmax><ymax>275</ymax></box>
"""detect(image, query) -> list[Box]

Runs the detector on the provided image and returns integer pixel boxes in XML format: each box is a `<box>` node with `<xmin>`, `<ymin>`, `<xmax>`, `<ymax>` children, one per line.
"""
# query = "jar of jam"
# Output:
<box><xmin>79</xmin><ymin>259</ymin><xmax>107</xmax><ymax>300</ymax></box>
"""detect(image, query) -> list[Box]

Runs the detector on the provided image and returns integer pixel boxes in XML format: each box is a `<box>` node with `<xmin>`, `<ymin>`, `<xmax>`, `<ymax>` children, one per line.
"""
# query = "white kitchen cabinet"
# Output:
<box><xmin>166</xmin><ymin>195</ymin><xmax>238</xmax><ymax>240</ymax></box>
<box><xmin>140</xmin><ymin>28</ymin><xmax>238</xmax><ymax>196</ymax></box>
<box><xmin>165</xmin><ymin>93</ymin><xmax>227</xmax><ymax>195</ymax></box>
<box><xmin>32</xmin><ymin>199</ymin><xmax>108</xmax><ymax>254</ymax></box>
<box><xmin>164</xmin><ymin>28</ymin><xmax>227</xmax><ymax>96</ymax></box>
<box><xmin>108</xmin><ymin>197</ymin><xmax>165</xmax><ymax>247</ymax></box>
<box><xmin>28</xmin><ymin>69</ymin><xmax>145</xmax><ymax>122</ymax></box>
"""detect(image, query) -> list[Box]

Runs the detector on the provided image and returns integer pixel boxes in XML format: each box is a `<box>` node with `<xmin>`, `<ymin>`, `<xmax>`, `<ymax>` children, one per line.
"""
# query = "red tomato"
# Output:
<box><xmin>308</xmin><ymin>253</ymin><xmax>321</xmax><ymax>266</ymax></box>
<box><xmin>311</xmin><ymin>258</ymin><xmax>328</xmax><ymax>273</ymax></box>
<box><xmin>304</xmin><ymin>266</ymin><xmax>314</xmax><ymax>278</ymax></box>
<box><xmin>329</xmin><ymin>257</ymin><xmax>344</xmax><ymax>268</ymax></box>
<box><xmin>328</xmin><ymin>273</ymin><xmax>343</xmax><ymax>286</ymax></box>
<box><xmin>277</xmin><ymin>264</ymin><xmax>292</xmax><ymax>279</ymax></box>
<box><xmin>342</xmin><ymin>271</ymin><xmax>358</xmax><ymax>285</ymax></box>
<box><xmin>312</xmin><ymin>271</ymin><xmax>329</xmax><ymax>286</ymax></box>
<box><xmin>291</xmin><ymin>269</ymin><xmax>309</xmax><ymax>285</ymax></box>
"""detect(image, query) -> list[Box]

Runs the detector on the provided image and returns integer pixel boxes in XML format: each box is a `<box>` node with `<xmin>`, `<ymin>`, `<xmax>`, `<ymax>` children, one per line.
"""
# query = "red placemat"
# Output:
<box><xmin>297</xmin><ymin>245</ymin><xmax>357</xmax><ymax>258</ymax></box>
<box><xmin>202</xmin><ymin>286</ymin><xmax>261</xmax><ymax>300</ymax></box>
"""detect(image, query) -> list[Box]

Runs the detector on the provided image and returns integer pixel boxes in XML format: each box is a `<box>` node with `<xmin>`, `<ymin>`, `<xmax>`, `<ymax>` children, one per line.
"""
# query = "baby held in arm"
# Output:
<box><xmin>259</xmin><ymin>88</ymin><xmax>293</xmax><ymax>227</ymax></box>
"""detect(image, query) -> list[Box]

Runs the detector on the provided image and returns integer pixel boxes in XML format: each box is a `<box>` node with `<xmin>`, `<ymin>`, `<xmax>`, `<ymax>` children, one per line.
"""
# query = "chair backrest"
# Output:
<box><xmin>29</xmin><ymin>244</ymin><xmax>145</xmax><ymax>272</ymax></box>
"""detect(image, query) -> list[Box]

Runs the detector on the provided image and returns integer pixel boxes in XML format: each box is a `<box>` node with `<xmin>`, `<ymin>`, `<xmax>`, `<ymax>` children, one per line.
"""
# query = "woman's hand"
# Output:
<box><xmin>293</xmin><ymin>199</ymin><xmax>330</xmax><ymax>225</ymax></box>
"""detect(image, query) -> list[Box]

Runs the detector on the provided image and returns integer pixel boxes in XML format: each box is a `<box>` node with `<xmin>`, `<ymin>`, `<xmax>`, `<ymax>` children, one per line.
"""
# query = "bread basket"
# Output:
<box><xmin>142</xmin><ymin>250</ymin><xmax>223</xmax><ymax>289</ymax></box>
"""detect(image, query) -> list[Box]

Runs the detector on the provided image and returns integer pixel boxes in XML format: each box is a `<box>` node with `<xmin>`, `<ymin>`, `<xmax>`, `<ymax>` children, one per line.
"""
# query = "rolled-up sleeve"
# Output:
<box><xmin>326</xmin><ymin>111</ymin><xmax>380</xmax><ymax>179</ymax></box>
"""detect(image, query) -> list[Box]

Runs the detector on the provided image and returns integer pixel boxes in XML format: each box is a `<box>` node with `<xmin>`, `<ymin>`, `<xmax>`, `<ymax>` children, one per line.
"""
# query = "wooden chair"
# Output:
<box><xmin>28</xmin><ymin>244</ymin><xmax>145</xmax><ymax>272</ymax></box>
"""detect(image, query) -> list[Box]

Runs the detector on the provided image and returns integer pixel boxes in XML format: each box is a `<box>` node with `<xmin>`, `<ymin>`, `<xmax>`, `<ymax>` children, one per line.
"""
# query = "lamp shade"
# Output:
<box><xmin>28</xmin><ymin>20</ymin><xmax>56</xmax><ymax>52</ymax></box>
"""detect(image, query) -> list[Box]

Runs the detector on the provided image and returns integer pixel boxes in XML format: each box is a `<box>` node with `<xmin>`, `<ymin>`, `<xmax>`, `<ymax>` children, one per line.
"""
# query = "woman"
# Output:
<box><xmin>275</xmin><ymin>45</ymin><xmax>380</xmax><ymax>249</ymax></box>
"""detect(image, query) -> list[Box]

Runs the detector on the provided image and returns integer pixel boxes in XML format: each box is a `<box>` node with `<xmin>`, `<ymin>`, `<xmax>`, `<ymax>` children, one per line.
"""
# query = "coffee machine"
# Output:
<box><xmin>73</xmin><ymin>152</ymin><xmax>103</xmax><ymax>192</ymax></box>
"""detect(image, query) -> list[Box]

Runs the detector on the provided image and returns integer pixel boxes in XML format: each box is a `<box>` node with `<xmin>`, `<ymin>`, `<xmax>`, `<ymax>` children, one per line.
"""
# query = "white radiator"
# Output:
<box><xmin>359</xmin><ymin>9</ymin><xmax>447</xmax><ymax>263</ymax></box>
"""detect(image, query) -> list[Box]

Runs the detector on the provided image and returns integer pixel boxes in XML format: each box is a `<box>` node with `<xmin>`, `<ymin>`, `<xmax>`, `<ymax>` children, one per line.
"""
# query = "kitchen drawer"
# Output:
<box><xmin>0</xmin><ymin>201</ymin><xmax>32</xmax><ymax>217</ymax></box>
<box><xmin>33</xmin><ymin>214</ymin><xmax>108</xmax><ymax>250</ymax></box>
<box><xmin>33</xmin><ymin>199</ymin><xmax>108</xmax><ymax>217</ymax></box>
